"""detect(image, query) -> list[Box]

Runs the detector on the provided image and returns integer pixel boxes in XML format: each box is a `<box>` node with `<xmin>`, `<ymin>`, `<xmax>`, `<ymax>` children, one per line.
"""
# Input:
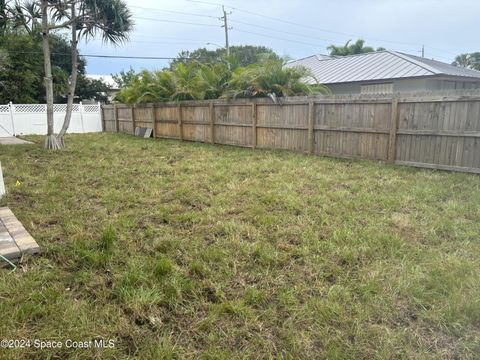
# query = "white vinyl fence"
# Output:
<box><xmin>0</xmin><ymin>102</ymin><xmax>103</xmax><ymax>137</ymax></box>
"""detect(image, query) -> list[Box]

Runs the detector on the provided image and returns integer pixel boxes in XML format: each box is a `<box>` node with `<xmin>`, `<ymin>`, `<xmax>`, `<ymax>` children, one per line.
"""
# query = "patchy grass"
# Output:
<box><xmin>1</xmin><ymin>133</ymin><xmax>479</xmax><ymax>359</ymax></box>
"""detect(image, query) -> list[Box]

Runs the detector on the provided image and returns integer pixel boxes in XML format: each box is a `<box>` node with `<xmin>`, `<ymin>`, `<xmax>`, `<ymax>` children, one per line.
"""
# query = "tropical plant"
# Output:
<box><xmin>57</xmin><ymin>0</ymin><xmax>133</xmax><ymax>146</ymax></box>
<box><xmin>196</xmin><ymin>63</ymin><xmax>231</xmax><ymax>99</ymax></box>
<box><xmin>223</xmin><ymin>59</ymin><xmax>329</xmax><ymax>101</ymax></box>
<box><xmin>115</xmin><ymin>62</ymin><xmax>231</xmax><ymax>104</ymax></box>
<box><xmin>3</xmin><ymin>0</ymin><xmax>133</xmax><ymax>149</ymax></box>
<box><xmin>327</xmin><ymin>39</ymin><xmax>385</xmax><ymax>56</ymax></box>
<box><xmin>115</xmin><ymin>69</ymin><xmax>176</xmax><ymax>104</ymax></box>
<box><xmin>452</xmin><ymin>52</ymin><xmax>480</xmax><ymax>71</ymax></box>
<box><xmin>116</xmin><ymin>59</ymin><xmax>329</xmax><ymax>105</ymax></box>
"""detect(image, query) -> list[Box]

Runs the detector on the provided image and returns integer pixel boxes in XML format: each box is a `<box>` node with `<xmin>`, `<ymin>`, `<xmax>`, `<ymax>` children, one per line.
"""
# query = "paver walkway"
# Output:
<box><xmin>0</xmin><ymin>137</ymin><xmax>33</xmax><ymax>145</ymax></box>
<box><xmin>0</xmin><ymin>207</ymin><xmax>40</xmax><ymax>263</ymax></box>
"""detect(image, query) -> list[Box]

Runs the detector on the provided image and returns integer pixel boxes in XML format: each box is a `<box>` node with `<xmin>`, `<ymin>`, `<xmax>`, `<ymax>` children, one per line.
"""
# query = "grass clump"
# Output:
<box><xmin>154</xmin><ymin>257</ymin><xmax>173</xmax><ymax>278</ymax></box>
<box><xmin>100</xmin><ymin>224</ymin><xmax>117</xmax><ymax>252</ymax></box>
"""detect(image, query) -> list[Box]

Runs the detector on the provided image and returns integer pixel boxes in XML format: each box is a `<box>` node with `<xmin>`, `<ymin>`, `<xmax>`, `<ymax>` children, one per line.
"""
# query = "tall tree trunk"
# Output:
<box><xmin>57</xmin><ymin>3</ymin><xmax>77</xmax><ymax>146</ymax></box>
<box><xmin>41</xmin><ymin>0</ymin><xmax>60</xmax><ymax>149</ymax></box>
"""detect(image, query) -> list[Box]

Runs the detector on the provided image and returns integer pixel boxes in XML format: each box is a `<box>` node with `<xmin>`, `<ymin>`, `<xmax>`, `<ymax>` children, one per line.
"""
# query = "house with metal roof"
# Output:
<box><xmin>285</xmin><ymin>50</ymin><xmax>480</xmax><ymax>94</ymax></box>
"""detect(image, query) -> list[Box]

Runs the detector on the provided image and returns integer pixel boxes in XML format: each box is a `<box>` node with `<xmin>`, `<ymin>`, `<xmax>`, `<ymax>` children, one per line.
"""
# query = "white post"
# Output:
<box><xmin>0</xmin><ymin>162</ymin><xmax>5</xmax><ymax>198</ymax></box>
<box><xmin>79</xmin><ymin>101</ymin><xmax>85</xmax><ymax>133</ymax></box>
<box><xmin>98</xmin><ymin>102</ymin><xmax>103</xmax><ymax>132</ymax></box>
<box><xmin>9</xmin><ymin>102</ymin><xmax>15</xmax><ymax>135</ymax></box>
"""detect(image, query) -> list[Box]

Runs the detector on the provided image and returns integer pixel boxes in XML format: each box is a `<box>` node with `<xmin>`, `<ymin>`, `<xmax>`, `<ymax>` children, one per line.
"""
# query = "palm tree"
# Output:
<box><xmin>170</xmin><ymin>63</ymin><xmax>203</xmax><ymax>101</ymax></box>
<box><xmin>115</xmin><ymin>58</ymin><xmax>328</xmax><ymax>104</ymax></box>
<box><xmin>327</xmin><ymin>39</ymin><xmax>383</xmax><ymax>56</ymax></box>
<box><xmin>224</xmin><ymin>59</ymin><xmax>329</xmax><ymax>100</ymax></box>
<box><xmin>57</xmin><ymin>0</ymin><xmax>133</xmax><ymax>147</ymax></box>
<box><xmin>116</xmin><ymin>69</ymin><xmax>177</xmax><ymax>104</ymax></box>
<box><xmin>196</xmin><ymin>63</ymin><xmax>231</xmax><ymax>99</ymax></box>
<box><xmin>452</xmin><ymin>53</ymin><xmax>480</xmax><ymax>70</ymax></box>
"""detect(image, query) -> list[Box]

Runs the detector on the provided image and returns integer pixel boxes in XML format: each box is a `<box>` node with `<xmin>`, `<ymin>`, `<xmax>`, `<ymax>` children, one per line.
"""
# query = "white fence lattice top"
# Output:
<box><xmin>6</xmin><ymin>103</ymin><xmax>100</xmax><ymax>114</ymax></box>
<box><xmin>83</xmin><ymin>105</ymin><xmax>100</xmax><ymax>113</ymax></box>
<box><xmin>53</xmin><ymin>104</ymin><xmax>67</xmax><ymax>112</ymax></box>
<box><xmin>13</xmin><ymin>104</ymin><xmax>47</xmax><ymax>113</ymax></box>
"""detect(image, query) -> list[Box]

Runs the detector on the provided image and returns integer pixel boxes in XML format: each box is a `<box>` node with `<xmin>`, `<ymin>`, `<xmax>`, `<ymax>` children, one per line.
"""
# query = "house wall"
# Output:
<box><xmin>425</xmin><ymin>78</ymin><xmax>480</xmax><ymax>90</ymax></box>
<box><xmin>325</xmin><ymin>77</ymin><xmax>480</xmax><ymax>94</ymax></box>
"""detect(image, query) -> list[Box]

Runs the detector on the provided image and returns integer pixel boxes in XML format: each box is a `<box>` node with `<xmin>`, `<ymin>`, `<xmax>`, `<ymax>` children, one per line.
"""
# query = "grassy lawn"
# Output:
<box><xmin>1</xmin><ymin>133</ymin><xmax>479</xmax><ymax>359</ymax></box>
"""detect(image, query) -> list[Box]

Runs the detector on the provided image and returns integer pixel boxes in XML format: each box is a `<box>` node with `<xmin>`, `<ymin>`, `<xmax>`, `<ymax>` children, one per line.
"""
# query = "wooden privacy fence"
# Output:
<box><xmin>102</xmin><ymin>91</ymin><xmax>480</xmax><ymax>174</ymax></box>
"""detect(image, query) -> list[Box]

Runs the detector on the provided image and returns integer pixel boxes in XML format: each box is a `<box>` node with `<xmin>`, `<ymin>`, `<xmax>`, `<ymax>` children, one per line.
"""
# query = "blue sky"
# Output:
<box><xmin>78</xmin><ymin>0</ymin><xmax>480</xmax><ymax>75</ymax></box>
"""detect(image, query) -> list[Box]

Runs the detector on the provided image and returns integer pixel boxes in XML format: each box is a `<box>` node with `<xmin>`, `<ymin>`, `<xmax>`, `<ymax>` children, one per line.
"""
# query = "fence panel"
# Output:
<box><xmin>214</xmin><ymin>104</ymin><xmax>252</xmax><ymax>147</ymax></box>
<box><xmin>102</xmin><ymin>91</ymin><xmax>480</xmax><ymax>174</ymax></box>
<box><xmin>181</xmin><ymin>105</ymin><xmax>210</xmax><ymax>143</ymax></box>
<box><xmin>314</xmin><ymin>102</ymin><xmax>391</xmax><ymax>160</ymax></box>
<box><xmin>102</xmin><ymin>106</ymin><xmax>116</xmax><ymax>132</ymax></box>
<box><xmin>133</xmin><ymin>106</ymin><xmax>154</xmax><ymax>130</ymax></box>
<box><xmin>0</xmin><ymin>105</ymin><xmax>13</xmax><ymax>137</ymax></box>
<box><xmin>155</xmin><ymin>106</ymin><xmax>180</xmax><ymax>139</ymax></box>
<box><xmin>0</xmin><ymin>102</ymin><xmax>102</xmax><ymax>136</ymax></box>
<box><xmin>116</xmin><ymin>106</ymin><xmax>133</xmax><ymax>134</ymax></box>
<box><xmin>396</xmin><ymin>99</ymin><xmax>480</xmax><ymax>172</ymax></box>
<box><xmin>256</xmin><ymin>103</ymin><xmax>308</xmax><ymax>152</ymax></box>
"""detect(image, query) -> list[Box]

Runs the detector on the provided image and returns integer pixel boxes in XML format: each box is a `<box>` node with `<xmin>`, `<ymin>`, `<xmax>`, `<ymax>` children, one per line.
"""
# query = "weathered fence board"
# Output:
<box><xmin>102</xmin><ymin>90</ymin><xmax>480</xmax><ymax>174</ymax></box>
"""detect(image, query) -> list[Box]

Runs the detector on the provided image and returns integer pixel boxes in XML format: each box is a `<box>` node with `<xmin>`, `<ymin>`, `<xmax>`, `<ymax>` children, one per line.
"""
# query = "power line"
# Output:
<box><xmin>130</xmin><ymin>5</ymin><xmax>219</xmax><ymax>19</ymax></box>
<box><xmin>209</xmin><ymin>2</ymin><xmax>462</xmax><ymax>60</ymax></box>
<box><xmin>132</xmin><ymin>16</ymin><xmax>219</xmax><ymax>27</ymax></box>
<box><xmin>233</xmin><ymin>28</ymin><xmax>321</xmax><ymax>48</ymax></box>
<box><xmin>186</xmin><ymin>0</ymin><xmax>422</xmax><ymax>47</ymax></box>
<box><xmin>184</xmin><ymin>0</ymin><xmax>463</xmax><ymax>60</ymax></box>
<box><xmin>126</xmin><ymin>34</ymin><xmax>223</xmax><ymax>43</ymax></box>
<box><xmin>73</xmin><ymin>3</ymin><xmax>457</xmax><ymax>63</ymax></box>
<box><xmin>129</xmin><ymin>11</ymin><xmax>418</xmax><ymax>55</ymax></box>
<box><xmin>4</xmin><ymin>51</ymin><xmax>187</xmax><ymax>60</ymax></box>
<box><xmin>86</xmin><ymin>38</ymin><xmax>209</xmax><ymax>45</ymax></box>
<box><xmin>427</xmin><ymin>46</ymin><xmax>460</xmax><ymax>58</ymax></box>
<box><xmin>229</xmin><ymin>19</ymin><xmax>338</xmax><ymax>44</ymax></box>
<box><xmin>127</xmin><ymin>2</ymin><xmax>459</xmax><ymax>61</ymax></box>
<box><xmin>83</xmin><ymin>54</ymin><xmax>178</xmax><ymax>59</ymax></box>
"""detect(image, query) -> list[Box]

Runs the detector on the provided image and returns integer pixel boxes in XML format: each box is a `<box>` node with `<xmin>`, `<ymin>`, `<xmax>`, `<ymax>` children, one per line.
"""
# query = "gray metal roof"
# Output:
<box><xmin>285</xmin><ymin>50</ymin><xmax>480</xmax><ymax>84</ymax></box>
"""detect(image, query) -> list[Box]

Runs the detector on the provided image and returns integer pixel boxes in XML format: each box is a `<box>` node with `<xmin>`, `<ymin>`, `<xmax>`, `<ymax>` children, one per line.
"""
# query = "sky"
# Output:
<box><xmin>78</xmin><ymin>0</ymin><xmax>480</xmax><ymax>75</ymax></box>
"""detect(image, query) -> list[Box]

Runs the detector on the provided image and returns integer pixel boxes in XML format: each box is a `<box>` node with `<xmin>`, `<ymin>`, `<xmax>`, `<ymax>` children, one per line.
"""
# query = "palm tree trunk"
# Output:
<box><xmin>57</xmin><ymin>3</ymin><xmax>78</xmax><ymax>146</ymax></box>
<box><xmin>41</xmin><ymin>0</ymin><xmax>60</xmax><ymax>149</ymax></box>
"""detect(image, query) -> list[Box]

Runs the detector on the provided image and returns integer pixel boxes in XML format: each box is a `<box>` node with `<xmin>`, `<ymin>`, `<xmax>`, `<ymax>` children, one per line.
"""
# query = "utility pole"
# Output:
<box><xmin>221</xmin><ymin>5</ymin><xmax>231</xmax><ymax>56</ymax></box>
<box><xmin>422</xmin><ymin>45</ymin><xmax>425</xmax><ymax>58</ymax></box>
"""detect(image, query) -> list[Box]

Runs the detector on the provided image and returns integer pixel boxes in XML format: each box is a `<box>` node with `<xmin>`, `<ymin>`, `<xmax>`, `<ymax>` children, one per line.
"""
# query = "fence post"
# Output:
<box><xmin>209</xmin><ymin>102</ymin><xmax>215</xmax><ymax>144</ymax></box>
<box><xmin>308</xmin><ymin>100</ymin><xmax>315</xmax><ymax>155</ymax></box>
<box><xmin>131</xmin><ymin>105</ymin><xmax>136</xmax><ymax>135</ymax></box>
<box><xmin>113</xmin><ymin>104</ymin><xmax>119</xmax><ymax>133</ymax></box>
<box><xmin>79</xmin><ymin>101</ymin><xmax>85</xmax><ymax>133</ymax></box>
<box><xmin>150</xmin><ymin>104</ymin><xmax>156</xmax><ymax>138</ymax></box>
<box><xmin>99</xmin><ymin>102</ymin><xmax>105</xmax><ymax>132</ymax></box>
<box><xmin>387</xmin><ymin>98</ymin><xmax>399</xmax><ymax>163</ymax></box>
<box><xmin>8</xmin><ymin>102</ymin><xmax>15</xmax><ymax>135</ymax></box>
<box><xmin>252</xmin><ymin>103</ymin><xmax>257</xmax><ymax>149</ymax></box>
<box><xmin>178</xmin><ymin>104</ymin><xmax>183</xmax><ymax>140</ymax></box>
